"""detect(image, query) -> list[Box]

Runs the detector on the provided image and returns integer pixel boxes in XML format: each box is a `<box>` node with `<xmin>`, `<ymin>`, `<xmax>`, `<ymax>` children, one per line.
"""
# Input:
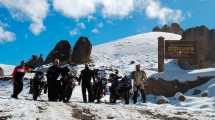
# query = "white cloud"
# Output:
<box><xmin>0</xmin><ymin>0</ymin><xmax>184</xmax><ymax>35</ymax></box>
<box><xmin>0</xmin><ymin>26</ymin><xmax>16</xmax><ymax>43</ymax></box>
<box><xmin>91</xmin><ymin>22</ymin><xmax>103</xmax><ymax>34</ymax></box>
<box><xmin>52</xmin><ymin>0</ymin><xmax>183</xmax><ymax>24</ymax></box>
<box><xmin>0</xmin><ymin>0</ymin><xmax>49</xmax><ymax>35</ymax></box>
<box><xmin>69</xmin><ymin>29</ymin><xmax>78</xmax><ymax>36</ymax></box>
<box><xmin>97</xmin><ymin>22</ymin><xmax>104</xmax><ymax>28</ymax></box>
<box><xmin>53</xmin><ymin>0</ymin><xmax>96</xmax><ymax>19</ymax></box>
<box><xmin>69</xmin><ymin>22</ymin><xmax>86</xmax><ymax>36</ymax></box>
<box><xmin>29</xmin><ymin>22</ymin><xmax>45</xmax><ymax>35</ymax></box>
<box><xmin>87</xmin><ymin>15</ymin><xmax>96</xmax><ymax>22</ymax></box>
<box><xmin>99</xmin><ymin>0</ymin><xmax>134</xmax><ymax>18</ymax></box>
<box><xmin>77</xmin><ymin>22</ymin><xmax>86</xmax><ymax>29</ymax></box>
<box><xmin>92</xmin><ymin>28</ymin><xmax>99</xmax><ymax>34</ymax></box>
<box><xmin>143</xmin><ymin>0</ymin><xmax>183</xmax><ymax>24</ymax></box>
<box><xmin>52</xmin><ymin>0</ymin><xmax>135</xmax><ymax>19</ymax></box>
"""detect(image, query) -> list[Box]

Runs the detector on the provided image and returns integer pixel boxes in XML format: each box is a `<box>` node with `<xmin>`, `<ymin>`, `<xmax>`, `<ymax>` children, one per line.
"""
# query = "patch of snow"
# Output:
<box><xmin>0</xmin><ymin>64</ymin><xmax>15</xmax><ymax>76</ymax></box>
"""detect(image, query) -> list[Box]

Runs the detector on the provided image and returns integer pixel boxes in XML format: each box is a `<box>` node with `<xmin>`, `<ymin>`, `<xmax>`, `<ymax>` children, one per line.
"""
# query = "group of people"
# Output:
<box><xmin>11</xmin><ymin>59</ymin><xmax>148</xmax><ymax>104</ymax></box>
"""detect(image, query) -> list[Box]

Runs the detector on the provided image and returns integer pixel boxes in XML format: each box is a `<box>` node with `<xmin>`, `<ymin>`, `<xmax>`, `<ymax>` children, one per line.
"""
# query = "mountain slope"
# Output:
<box><xmin>92</xmin><ymin>32</ymin><xmax>181</xmax><ymax>75</ymax></box>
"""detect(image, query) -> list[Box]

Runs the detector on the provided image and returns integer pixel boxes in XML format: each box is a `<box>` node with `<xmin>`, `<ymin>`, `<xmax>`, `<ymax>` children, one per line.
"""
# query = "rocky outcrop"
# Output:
<box><xmin>152</xmin><ymin>26</ymin><xmax>161</xmax><ymax>32</ymax></box>
<box><xmin>161</xmin><ymin>24</ymin><xmax>171</xmax><ymax>33</ymax></box>
<box><xmin>144</xmin><ymin>76</ymin><xmax>214</xmax><ymax>97</ymax></box>
<box><xmin>179</xmin><ymin>25</ymin><xmax>215</xmax><ymax>69</ymax></box>
<box><xmin>25</xmin><ymin>54</ymin><xmax>44</xmax><ymax>68</ymax></box>
<box><xmin>175</xmin><ymin>92</ymin><xmax>186</xmax><ymax>101</ymax></box>
<box><xmin>156</xmin><ymin>96</ymin><xmax>169</xmax><ymax>104</ymax></box>
<box><xmin>171</xmin><ymin>23</ymin><xmax>183</xmax><ymax>35</ymax></box>
<box><xmin>45</xmin><ymin>40</ymin><xmax>71</xmax><ymax>64</ymax></box>
<box><xmin>71</xmin><ymin>37</ymin><xmax>92</xmax><ymax>64</ymax></box>
<box><xmin>0</xmin><ymin>67</ymin><xmax>4</xmax><ymax>76</ymax></box>
<box><xmin>152</xmin><ymin>23</ymin><xmax>183</xmax><ymax>35</ymax></box>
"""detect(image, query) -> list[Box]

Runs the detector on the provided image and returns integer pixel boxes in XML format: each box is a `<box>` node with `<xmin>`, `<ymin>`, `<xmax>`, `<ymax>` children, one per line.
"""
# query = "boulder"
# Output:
<box><xmin>144</xmin><ymin>76</ymin><xmax>214</xmax><ymax>97</ymax></box>
<box><xmin>45</xmin><ymin>40</ymin><xmax>71</xmax><ymax>64</ymax></box>
<box><xmin>175</xmin><ymin>92</ymin><xmax>186</xmax><ymax>101</ymax></box>
<box><xmin>200</xmin><ymin>91</ymin><xmax>208</xmax><ymax>97</ymax></box>
<box><xmin>156</xmin><ymin>96</ymin><xmax>169</xmax><ymax>104</ymax></box>
<box><xmin>130</xmin><ymin>61</ymin><xmax>135</xmax><ymax>65</ymax></box>
<box><xmin>71</xmin><ymin>37</ymin><xmax>92</xmax><ymax>64</ymax></box>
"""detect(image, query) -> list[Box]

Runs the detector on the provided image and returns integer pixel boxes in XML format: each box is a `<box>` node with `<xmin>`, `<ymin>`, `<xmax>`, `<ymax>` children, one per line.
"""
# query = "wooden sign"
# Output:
<box><xmin>158</xmin><ymin>37</ymin><xmax>197</xmax><ymax>72</ymax></box>
<box><xmin>165</xmin><ymin>40</ymin><xmax>196</xmax><ymax>59</ymax></box>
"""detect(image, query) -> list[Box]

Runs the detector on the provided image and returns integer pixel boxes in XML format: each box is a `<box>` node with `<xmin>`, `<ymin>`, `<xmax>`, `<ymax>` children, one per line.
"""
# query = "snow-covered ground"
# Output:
<box><xmin>1</xmin><ymin>32</ymin><xmax>215</xmax><ymax>120</ymax></box>
<box><xmin>0</xmin><ymin>64</ymin><xmax>15</xmax><ymax>76</ymax></box>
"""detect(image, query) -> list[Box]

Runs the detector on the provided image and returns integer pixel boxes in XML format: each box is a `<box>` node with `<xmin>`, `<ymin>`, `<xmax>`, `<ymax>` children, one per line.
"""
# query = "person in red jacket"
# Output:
<box><xmin>11</xmin><ymin>61</ymin><xmax>31</xmax><ymax>99</ymax></box>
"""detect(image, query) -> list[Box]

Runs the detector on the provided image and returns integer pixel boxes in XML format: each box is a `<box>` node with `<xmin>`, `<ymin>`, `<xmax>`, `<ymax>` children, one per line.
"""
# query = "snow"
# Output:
<box><xmin>1</xmin><ymin>32</ymin><xmax>215</xmax><ymax>119</ymax></box>
<box><xmin>0</xmin><ymin>64</ymin><xmax>14</xmax><ymax>76</ymax></box>
<box><xmin>152</xmin><ymin>60</ymin><xmax>215</xmax><ymax>81</ymax></box>
<box><xmin>208</xmin><ymin>84</ymin><xmax>215</xmax><ymax>97</ymax></box>
<box><xmin>92</xmin><ymin>32</ymin><xmax>182</xmax><ymax>76</ymax></box>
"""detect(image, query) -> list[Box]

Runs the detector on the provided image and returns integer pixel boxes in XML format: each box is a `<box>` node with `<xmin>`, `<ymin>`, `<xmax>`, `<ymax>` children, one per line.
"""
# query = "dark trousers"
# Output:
<box><xmin>12</xmin><ymin>80</ymin><xmax>23</xmax><ymax>98</ymax></box>
<box><xmin>133</xmin><ymin>86</ymin><xmax>146</xmax><ymax>104</ymax></box>
<box><xmin>48</xmin><ymin>80</ymin><xmax>58</xmax><ymax>101</ymax></box>
<box><xmin>82</xmin><ymin>83</ymin><xmax>93</xmax><ymax>102</ymax></box>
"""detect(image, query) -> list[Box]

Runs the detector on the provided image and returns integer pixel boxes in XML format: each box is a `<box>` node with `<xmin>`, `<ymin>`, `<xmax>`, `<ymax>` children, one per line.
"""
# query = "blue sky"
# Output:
<box><xmin>0</xmin><ymin>0</ymin><xmax>214</xmax><ymax>65</ymax></box>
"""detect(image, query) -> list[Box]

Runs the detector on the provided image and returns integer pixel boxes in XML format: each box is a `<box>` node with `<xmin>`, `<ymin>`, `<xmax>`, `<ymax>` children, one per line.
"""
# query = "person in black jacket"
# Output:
<box><xmin>79</xmin><ymin>64</ymin><xmax>95</xmax><ymax>103</ymax></box>
<box><xmin>46</xmin><ymin>59</ymin><xmax>62</xmax><ymax>101</ymax></box>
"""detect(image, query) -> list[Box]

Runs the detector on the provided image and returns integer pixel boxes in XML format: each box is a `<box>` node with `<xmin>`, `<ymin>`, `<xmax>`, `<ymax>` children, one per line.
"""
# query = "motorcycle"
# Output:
<box><xmin>93</xmin><ymin>69</ymin><xmax>108</xmax><ymax>103</ymax></box>
<box><xmin>109</xmin><ymin>75</ymin><xmax>132</xmax><ymax>104</ymax></box>
<box><xmin>30</xmin><ymin>71</ymin><xmax>47</xmax><ymax>100</ymax></box>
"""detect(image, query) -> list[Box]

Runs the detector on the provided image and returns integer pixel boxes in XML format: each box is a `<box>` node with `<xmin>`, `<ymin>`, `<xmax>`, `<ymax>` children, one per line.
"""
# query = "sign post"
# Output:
<box><xmin>158</xmin><ymin>37</ymin><xmax>165</xmax><ymax>72</ymax></box>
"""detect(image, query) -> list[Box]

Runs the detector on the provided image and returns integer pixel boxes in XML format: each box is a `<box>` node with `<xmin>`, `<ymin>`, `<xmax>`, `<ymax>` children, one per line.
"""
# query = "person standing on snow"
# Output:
<box><xmin>131</xmin><ymin>64</ymin><xmax>147</xmax><ymax>104</ymax></box>
<box><xmin>11</xmin><ymin>61</ymin><xmax>32</xmax><ymax>99</ymax></box>
<box><xmin>46</xmin><ymin>59</ymin><xmax>62</xmax><ymax>101</ymax></box>
<box><xmin>109</xmin><ymin>70</ymin><xmax>121</xmax><ymax>103</ymax></box>
<box><xmin>78</xmin><ymin>64</ymin><xmax>95</xmax><ymax>103</ymax></box>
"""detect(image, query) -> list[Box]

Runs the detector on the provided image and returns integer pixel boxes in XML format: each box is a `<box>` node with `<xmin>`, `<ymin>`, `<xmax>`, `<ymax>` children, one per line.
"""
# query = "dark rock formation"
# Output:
<box><xmin>208</xmin><ymin>29</ymin><xmax>215</xmax><ymax>62</ymax></box>
<box><xmin>45</xmin><ymin>40</ymin><xmax>71</xmax><ymax>64</ymax></box>
<box><xmin>156</xmin><ymin>96</ymin><xmax>169</xmax><ymax>104</ymax></box>
<box><xmin>152</xmin><ymin>23</ymin><xmax>183</xmax><ymax>35</ymax></box>
<box><xmin>25</xmin><ymin>54</ymin><xmax>44</xmax><ymax>68</ymax></box>
<box><xmin>71</xmin><ymin>37</ymin><xmax>92</xmax><ymax>64</ymax></box>
<box><xmin>152</xmin><ymin>26</ymin><xmax>161</xmax><ymax>32</ymax></box>
<box><xmin>192</xmin><ymin>89</ymin><xmax>201</xmax><ymax>95</ymax></box>
<box><xmin>171</xmin><ymin>23</ymin><xmax>183</xmax><ymax>35</ymax></box>
<box><xmin>179</xmin><ymin>25</ymin><xmax>215</xmax><ymax>69</ymax></box>
<box><xmin>0</xmin><ymin>67</ymin><xmax>4</xmax><ymax>76</ymax></box>
<box><xmin>161</xmin><ymin>24</ymin><xmax>171</xmax><ymax>32</ymax></box>
<box><xmin>201</xmin><ymin>91</ymin><xmax>208</xmax><ymax>97</ymax></box>
<box><xmin>144</xmin><ymin>76</ymin><xmax>214</xmax><ymax>97</ymax></box>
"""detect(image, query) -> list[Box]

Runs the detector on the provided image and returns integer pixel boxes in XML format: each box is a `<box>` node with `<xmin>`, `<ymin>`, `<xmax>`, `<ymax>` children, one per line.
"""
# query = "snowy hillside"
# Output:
<box><xmin>92</xmin><ymin>32</ymin><xmax>215</xmax><ymax>81</ymax></box>
<box><xmin>0</xmin><ymin>64</ymin><xmax>14</xmax><ymax>76</ymax></box>
<box><xmin>92</xmin><ymin>32</ymin><xmax>181</xmax><ymax>76</ymax></box>
<box><xmin>1</xmin><ymin>32</ymin><xmax>215</xmax><ymax>120</ymax></box>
